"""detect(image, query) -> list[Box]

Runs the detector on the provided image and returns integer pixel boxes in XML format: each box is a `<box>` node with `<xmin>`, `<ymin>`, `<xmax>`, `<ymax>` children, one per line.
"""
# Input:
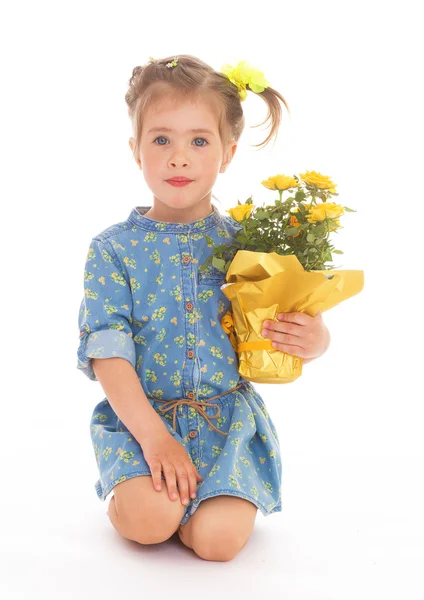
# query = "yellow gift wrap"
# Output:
<box><xmin>220</xmin><ymin>251</ymin><xmax>364</xmax><ymax>384</ymax></box>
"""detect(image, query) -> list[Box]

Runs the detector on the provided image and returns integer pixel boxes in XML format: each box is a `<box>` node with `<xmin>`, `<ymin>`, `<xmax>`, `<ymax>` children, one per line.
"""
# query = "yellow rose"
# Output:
<box><xmin>305</xmin><ymin>202</ymin><xmax>345</xmax><ymax>223</ymax></box>
<box><xmin>227</xmin><ymin>203</ymin><xmax>254</xmax><ymax>222</ymax></box>
<box><xmin>299</xmin><ymin>170</ymin><xmax>337</xmax><ymax>192</ymax></box>
<box><xmin>261</xmin><ymin>174</ymin><xmax>300</xmax><ymax>191</ymax></box>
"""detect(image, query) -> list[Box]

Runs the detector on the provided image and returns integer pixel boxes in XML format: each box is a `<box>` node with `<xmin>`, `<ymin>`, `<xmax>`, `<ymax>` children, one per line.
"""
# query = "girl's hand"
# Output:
<box><xmin>141</xmin><ymin>427</ymin><xmax>202</xmax><ymax>506</ymax></box>
<box><xmin>261</xmin><ymin>311</ymin><xmax>330</xmax><ymax>362</ymax></box>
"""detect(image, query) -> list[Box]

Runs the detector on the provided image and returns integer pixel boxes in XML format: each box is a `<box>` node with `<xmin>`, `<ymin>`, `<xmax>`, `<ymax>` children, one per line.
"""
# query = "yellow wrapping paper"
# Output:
<box><xmin>220</xmin><ymin>251</ymin><xmax>364</xmax><ymax>384</ymax></box>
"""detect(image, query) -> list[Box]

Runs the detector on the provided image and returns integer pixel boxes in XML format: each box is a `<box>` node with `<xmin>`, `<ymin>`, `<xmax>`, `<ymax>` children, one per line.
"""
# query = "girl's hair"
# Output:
<box><xmin>125</xmin><ymin>54</ymin><xmax>290</xmax><ymax>161</ymax></box>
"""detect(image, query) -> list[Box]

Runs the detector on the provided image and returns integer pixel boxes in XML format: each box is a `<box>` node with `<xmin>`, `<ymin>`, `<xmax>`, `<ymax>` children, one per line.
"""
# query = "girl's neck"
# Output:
<box><xmin>144</xmin><ymin>197</ymin><xmax>214</xmax><ymax>224</ymax></box>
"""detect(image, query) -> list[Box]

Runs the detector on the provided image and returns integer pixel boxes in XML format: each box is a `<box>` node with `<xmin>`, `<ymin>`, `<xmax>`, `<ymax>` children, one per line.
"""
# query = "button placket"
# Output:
<box><xmin>179</xmin><ymin>233</ymin><xmax>199</xmax><ymax>425</ymax></box>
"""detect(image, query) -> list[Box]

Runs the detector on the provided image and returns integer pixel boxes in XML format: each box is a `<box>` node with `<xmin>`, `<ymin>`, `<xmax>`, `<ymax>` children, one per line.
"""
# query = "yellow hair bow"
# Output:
<box><xmin>221</xmin><ymin>60</ymin><xmax>271</xmax><ymax>101</ymax></box>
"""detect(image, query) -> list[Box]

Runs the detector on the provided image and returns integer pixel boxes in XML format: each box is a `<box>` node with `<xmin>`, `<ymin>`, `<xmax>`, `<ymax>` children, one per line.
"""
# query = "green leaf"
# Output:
<box><xmin>212</xmin><ymin>256</ymin><xmax>226</xmax><ymax>270</ymax></box>
<box><xmin>306</xmin><ymin>233</ymin><xmax>315</xmax><ymax>243</ymax></box>
<box><xmin>204</xmin><ymin>235</ymin><xmax>214</xmax><ymax>246</ymax></box>
<box><xmin>285</xmin><ymin>227</ymin><xmax>299</xmax><ymax>236</ymax></box>
<box><xmin>332</xmin><ymin>249</ymin><xmax>344</xmax><ymax>254</ymax></box>
<box><xmin>343</xmin><ymin>206</ymin><xmax>356</xmax><ymax>212</ymax></box>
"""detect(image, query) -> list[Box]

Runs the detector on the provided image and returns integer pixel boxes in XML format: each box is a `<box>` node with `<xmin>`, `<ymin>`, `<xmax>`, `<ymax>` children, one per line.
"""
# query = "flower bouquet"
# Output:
<box><xmin>200</xmin><ymin>170</ymin><xmax>364</xmax><ymax>383</ymax></box>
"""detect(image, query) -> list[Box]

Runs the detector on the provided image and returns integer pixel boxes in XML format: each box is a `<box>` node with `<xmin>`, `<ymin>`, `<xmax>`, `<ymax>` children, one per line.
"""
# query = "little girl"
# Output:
<box><xmin>77</xmin><ymin>54</ymin><xmax>331</xmax><ymax>562</ymax></box>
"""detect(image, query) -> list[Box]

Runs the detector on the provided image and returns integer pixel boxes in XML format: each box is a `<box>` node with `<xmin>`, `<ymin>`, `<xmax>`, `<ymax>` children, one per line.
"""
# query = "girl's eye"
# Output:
<box><xmin>193</xmin><ymin>137</ymin><xmax>208</xmax><ymax>147</ymax></box>
<box><xmin>153</xmin><ymin>136</ymin><xmax>208</xmax><ymax>147</ymax></box>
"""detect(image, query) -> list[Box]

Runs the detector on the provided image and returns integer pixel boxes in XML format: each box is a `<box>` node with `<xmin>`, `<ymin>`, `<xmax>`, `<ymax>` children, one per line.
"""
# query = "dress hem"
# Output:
<box><xmin>180</xmin><ymin>487</ymin><xmax>282</xmax><ymax>525</ymax></box>
<box><xmin>95</xmin><ymin>474</ymin><xmax>282</xmax><ymax>525</ymax></box>
<box><xmin>95</xmin><ymin>471</ymin><xmax>152</xmax><ymax>501</ymax></box>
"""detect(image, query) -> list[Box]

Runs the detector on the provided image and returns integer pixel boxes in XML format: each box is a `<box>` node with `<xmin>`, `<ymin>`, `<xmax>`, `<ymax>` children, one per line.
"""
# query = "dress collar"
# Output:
<box><xmin>128</xmin><ymin>203</ymin><xmax>223</xmax><ymax>233</ymax></box>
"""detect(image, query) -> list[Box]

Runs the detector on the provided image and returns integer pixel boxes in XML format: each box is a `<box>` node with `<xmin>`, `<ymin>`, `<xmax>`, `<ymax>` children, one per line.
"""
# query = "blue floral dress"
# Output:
<box><xmin>77</xmin><ymin>204</ymin><xmax>282</xmax><ymax>525</ymax></box>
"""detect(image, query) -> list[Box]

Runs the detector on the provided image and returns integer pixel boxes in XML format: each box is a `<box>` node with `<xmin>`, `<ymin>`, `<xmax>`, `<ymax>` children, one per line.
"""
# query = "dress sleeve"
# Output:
<box><xmin>77</xmin><ymin>236</ymin><xmax>136</xmax><ymax>381</ymax></box>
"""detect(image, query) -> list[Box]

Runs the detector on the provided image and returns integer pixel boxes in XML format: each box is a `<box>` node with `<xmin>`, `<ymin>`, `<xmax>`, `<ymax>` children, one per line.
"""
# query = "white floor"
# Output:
<box><xmin>2</xmin><ymin>445</ymin><xmax>422</xmax><ymax>599</ymax></box>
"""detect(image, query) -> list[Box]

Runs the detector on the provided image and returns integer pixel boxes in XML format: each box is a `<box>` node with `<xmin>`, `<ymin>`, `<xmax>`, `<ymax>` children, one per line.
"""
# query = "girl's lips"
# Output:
<box><xmin>166</xmin><ymin>179</ymin><xmax>193</xmax><ymax>187</ymax></box>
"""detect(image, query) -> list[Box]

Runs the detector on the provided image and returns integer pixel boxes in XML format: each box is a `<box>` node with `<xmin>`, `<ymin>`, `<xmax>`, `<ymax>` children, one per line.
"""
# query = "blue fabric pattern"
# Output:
<box><xmin>77</xmin><ymin>204</ymin><xmax>283</xmax><ymax>524</ymax></box>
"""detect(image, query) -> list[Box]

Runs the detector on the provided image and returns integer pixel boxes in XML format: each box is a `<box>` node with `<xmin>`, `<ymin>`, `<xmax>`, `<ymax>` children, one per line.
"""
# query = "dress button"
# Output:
<box><xmin>186</xmin><ymin>302</ymin><xmax>193</xmax><ymax>310</ymax></box>
<box><xmin>187</xmin><ymin>391</ymin><xmax>195</xmax><ymax>399</ymax></box>
<box><xmin>187</xmin><ymin>350</ymin><xmax>194</xmax><ymax>359</ymax></box>
<box><xmin>189</xmin><ymin>431</ymin><xmax>197</xmax><ymax>439</ymax></box>
<box><xmin>182</xmin><ymin>255</ymin><xmax>191</xmax><ymax>263</ymax></box>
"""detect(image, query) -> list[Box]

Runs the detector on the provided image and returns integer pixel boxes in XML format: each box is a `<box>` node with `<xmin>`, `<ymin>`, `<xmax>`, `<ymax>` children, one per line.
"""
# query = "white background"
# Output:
<box><xmin>1</xmin><ymin>1</ymin><xmax>423</xmax><ymax>598</ymax></box>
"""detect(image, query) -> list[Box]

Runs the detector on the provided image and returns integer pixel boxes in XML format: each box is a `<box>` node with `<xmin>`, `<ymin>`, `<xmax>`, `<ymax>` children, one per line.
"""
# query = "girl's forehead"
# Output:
<box><xmin>145</xmin><ymin>98</ymin><xmax>221</xmax><ymax>129</ymax></box>
<box><xmin>149</xmin><ymin>97</ymin><xmax>216</xmax><ymax>117</ymax></box>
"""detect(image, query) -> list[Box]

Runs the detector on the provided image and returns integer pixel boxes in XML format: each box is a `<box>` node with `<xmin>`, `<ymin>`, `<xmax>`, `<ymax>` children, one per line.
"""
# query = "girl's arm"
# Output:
<box><xmin>92</xmin><ymin>357</ymin><xmax>168</xmax><ymax>444</ymax></box>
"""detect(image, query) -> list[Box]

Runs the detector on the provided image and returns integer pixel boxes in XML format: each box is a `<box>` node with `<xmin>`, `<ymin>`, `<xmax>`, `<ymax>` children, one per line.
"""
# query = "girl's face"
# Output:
<box><xmin>129</xmin><ymin>95</ymin><xmax>237</xmax><ymax>221</ymax></box>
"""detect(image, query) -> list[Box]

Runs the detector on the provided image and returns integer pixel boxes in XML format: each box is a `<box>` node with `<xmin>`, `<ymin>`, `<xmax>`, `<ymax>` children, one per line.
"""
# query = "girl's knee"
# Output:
<box><xmin>191</xmin><ymin>521</ymin><xmax>252</xmax><ymax>561</ymax></box>
<box><xmin>107</xmin><ymin>476</ymin><xmax>185</xmax><ymax>545</ymax></box>
<box><xmin>189</xmin><ymin>496</ymin><xmax>257</xmax><ymax>560</ymax></box>
<box><xmin>193</xmin><ymin>532</ymin><xmax>249</xmax><ymax>562</ymax></box>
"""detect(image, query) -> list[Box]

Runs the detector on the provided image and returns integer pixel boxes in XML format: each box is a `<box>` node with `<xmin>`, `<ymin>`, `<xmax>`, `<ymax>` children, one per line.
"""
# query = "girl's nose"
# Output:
<box><xmin>168</xmin><ymin>147</ymin><xmax>190</xmax><ymax>168</ymax></box>
<box><xmin>169</xmin><ymin>159</ymin><xmax>189</xmax><ymax>167</ymax></box>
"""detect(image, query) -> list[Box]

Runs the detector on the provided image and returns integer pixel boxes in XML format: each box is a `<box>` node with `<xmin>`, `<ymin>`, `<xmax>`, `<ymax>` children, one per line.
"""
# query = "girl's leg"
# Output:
<box><xmin>178</xmin><ymin>495</ymin><xmax>258</xmax><ymax>561</ymax></box>
<box><xmin>108</xmin><ymin>475</ymin><xmax>185</xmax><ymax>545</ymax></box>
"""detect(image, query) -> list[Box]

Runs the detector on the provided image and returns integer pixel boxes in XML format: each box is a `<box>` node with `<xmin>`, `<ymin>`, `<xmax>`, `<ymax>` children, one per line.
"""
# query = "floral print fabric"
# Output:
<box><xmin>77</xmin><ymin>204</ymin><xmax>282</xmax><ymax>524</ymax></box>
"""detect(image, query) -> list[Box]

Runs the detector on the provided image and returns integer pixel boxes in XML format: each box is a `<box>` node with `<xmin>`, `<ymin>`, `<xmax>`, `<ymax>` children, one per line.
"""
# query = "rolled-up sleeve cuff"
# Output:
<box><xmin>77</xmin><ymin>330</ymin><xmax>136</xmax><ymax>381</ymax></box>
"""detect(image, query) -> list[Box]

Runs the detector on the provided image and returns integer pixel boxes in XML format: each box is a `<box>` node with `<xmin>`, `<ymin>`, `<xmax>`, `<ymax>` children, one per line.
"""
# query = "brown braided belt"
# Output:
<box><xmin>153</xmin><ymin>383</ymin><xmax>245</xmax><ymax>437</ymax></box>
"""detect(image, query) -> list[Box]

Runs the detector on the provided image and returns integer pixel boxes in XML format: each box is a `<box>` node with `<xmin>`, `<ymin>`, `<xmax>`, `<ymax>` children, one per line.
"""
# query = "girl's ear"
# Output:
<box><xmin>129</xmin><ymin>137</ymin><xmax>142</xmax><ymax>170</ymax></box>
<box><xmin>220</xmin><ymin>141</ymin><xmax>237</xmax><ymax>173</ymax></box>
